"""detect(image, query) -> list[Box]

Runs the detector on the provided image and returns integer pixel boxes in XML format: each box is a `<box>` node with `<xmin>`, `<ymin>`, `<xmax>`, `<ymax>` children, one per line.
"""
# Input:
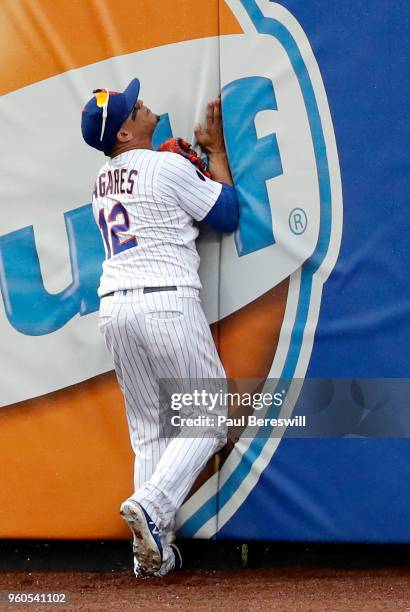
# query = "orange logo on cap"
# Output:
<box><xmin>94</xmin><ymin>89</ymin><xmax>109</xmax><ymax>108</ymax></box>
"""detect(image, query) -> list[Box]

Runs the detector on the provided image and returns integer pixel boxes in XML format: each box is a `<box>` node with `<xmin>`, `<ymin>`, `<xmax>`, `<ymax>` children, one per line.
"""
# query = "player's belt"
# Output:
<box><xmin>102</xmin><ymin>286</ymin><xmax>177</xmax><ymax>298</ymax></box>
<box><xmin>143</xmin><ymin>286</ymin><xmax>177</xmax><ymax>294</ymax></box>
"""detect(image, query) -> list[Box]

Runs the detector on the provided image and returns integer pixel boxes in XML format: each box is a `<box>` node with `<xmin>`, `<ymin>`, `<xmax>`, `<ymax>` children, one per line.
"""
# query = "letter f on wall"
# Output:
<box><xmin>222</xmin><ymin>76</ymin><xmax>283</xmax><ymax>256</ymax></box>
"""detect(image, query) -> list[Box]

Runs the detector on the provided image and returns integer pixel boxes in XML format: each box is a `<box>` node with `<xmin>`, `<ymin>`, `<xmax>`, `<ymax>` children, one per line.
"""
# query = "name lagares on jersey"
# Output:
<box><xmin>93</xmin><ymin>168</ymin><xmax>139</xmax><ymax>199</ymax></box>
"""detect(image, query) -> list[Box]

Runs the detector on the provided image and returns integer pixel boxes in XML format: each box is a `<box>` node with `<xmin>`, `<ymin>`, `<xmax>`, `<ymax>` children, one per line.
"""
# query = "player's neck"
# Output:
<box><xmin>110</xmin><ymin>139</ymin><xmax>153</xmax><ymax>158</ymax></box>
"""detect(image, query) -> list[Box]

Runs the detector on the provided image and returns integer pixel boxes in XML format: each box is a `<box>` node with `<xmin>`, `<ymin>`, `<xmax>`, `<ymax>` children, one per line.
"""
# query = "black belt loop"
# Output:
<box><xmin>143</xmin><ymin>286</ymin><xmax>177</xmax><ymax>294</ymax></box>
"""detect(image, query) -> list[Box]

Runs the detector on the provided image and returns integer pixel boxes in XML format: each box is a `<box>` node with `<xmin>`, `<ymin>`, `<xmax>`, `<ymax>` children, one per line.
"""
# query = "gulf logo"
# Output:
<box><xmin>0</xmin><ymin>0</ymin><xmax>342</xmax><ymax>539</ymax></box>
<box><xmin>177</xmin><ymin>0</ymin><xmax>343</xmax><ymax>537</ymax></box>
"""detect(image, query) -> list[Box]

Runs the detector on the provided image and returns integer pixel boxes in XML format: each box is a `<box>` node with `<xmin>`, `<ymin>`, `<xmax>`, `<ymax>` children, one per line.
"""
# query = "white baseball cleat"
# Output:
<box><xmin>120</xmin><ymin>499</ymin><xmax>163</xmax><ymax>575</ymax></box>
<box><xmin>152</xmin><ymin>543</ymin><xmax>183</xmax><ymax>577</ymax></box>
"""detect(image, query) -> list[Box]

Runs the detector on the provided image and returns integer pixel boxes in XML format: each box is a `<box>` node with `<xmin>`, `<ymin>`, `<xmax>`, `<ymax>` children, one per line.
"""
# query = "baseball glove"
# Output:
<box><xmin>158</xmin><ymin>138</ymin><xmax>211</xmax><ymax>178</ymax></box>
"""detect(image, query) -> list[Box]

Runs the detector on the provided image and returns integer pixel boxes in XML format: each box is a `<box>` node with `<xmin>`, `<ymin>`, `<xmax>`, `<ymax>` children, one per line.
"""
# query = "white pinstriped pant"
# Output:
<box><xmin>99</xmin><ymin>287</ymin><xmax>227</xmax><ymax>535</ymax></box>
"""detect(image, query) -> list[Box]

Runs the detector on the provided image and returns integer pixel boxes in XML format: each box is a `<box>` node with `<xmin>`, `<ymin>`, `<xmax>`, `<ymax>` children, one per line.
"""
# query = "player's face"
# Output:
<box><xmin>115</xmin><ymin>99</ymin><xmax>159</xmax><ymax>150</ymax></box>
<box><xmin>129</xmin><ymin>99</ymin><xmax>159</xmax><ymax>135</ymax></box>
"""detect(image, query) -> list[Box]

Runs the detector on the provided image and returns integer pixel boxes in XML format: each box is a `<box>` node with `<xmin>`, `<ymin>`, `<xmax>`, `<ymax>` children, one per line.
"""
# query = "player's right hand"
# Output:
<box><xmin>194</xmin><ymin>99</ymin><xmax>227</xmax><ymax>157</ymax></box>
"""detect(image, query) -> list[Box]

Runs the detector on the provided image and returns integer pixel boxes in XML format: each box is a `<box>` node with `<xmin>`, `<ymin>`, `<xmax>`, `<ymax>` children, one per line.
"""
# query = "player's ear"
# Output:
<box><xmin>117</xmin><ymin>127</ymin><xmax>132</xmax><ymax>143</ymax></box>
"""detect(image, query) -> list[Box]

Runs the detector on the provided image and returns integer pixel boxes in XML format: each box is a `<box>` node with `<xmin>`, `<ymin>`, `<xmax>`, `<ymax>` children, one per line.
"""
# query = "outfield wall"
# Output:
<box><xmin>0</xmin><ymin>0</ymin><xmax>408</xmax><ymax>542</ymax></box>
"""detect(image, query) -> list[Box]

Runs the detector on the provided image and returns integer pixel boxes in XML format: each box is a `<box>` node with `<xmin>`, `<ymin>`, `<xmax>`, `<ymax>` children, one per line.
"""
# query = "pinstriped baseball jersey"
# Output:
<box><xmin>92</xmin><ymin>149</ymin><xmax>222</xmax><ymax>297</ymax></box>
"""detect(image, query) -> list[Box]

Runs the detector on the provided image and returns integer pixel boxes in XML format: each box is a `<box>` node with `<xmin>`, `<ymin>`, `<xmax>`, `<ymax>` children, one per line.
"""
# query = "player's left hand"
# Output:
<box><xmin>194</xmin><ymin>99</ymin><xmax>226</xmax><ymax>156</ymax></box>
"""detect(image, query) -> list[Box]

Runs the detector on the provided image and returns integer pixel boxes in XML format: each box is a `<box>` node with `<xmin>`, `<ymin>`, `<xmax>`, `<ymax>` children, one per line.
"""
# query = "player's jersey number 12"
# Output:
<box><xmin>98</xmin><ymin>202</ymin><xmax>137</xmax><ymax>258</ymax></box>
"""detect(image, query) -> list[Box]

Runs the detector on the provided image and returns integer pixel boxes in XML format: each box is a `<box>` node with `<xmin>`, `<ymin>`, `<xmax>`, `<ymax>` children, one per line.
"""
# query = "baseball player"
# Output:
<box><xmin>81</xmin><ymin>78</ymin><xmax>239</xmax><ymax>577</ymax></box>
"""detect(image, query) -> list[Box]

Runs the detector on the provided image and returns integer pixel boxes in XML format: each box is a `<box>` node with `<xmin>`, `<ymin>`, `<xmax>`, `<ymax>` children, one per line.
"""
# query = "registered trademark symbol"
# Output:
<box><xmin>289</xmin><ymin>208</ymin><xmax>307</xmax><ymax>235</ymax></box>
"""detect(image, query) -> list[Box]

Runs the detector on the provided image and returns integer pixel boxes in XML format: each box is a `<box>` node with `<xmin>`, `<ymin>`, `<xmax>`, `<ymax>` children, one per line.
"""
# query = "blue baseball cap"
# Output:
<box><xmin>81</xmin><ymin>78</ymin><xmax>140</xmax><ymax>153</ymax></box>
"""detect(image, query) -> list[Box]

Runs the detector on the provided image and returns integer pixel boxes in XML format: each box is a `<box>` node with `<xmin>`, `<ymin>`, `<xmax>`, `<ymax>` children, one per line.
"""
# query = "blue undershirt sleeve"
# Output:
<box><xmin>201</xmin><ymin>183</ymin><xmax>239</xmax><ymax>233</ymax></box>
